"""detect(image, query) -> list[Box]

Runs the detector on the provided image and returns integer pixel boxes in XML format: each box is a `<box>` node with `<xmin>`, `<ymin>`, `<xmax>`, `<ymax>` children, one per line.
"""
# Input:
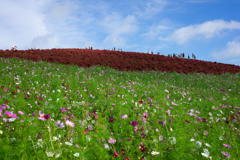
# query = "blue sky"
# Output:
<box><xmin>1</xmin><ymin>0</ymin><xmax>240</xmax><ymax>66</ymax></box>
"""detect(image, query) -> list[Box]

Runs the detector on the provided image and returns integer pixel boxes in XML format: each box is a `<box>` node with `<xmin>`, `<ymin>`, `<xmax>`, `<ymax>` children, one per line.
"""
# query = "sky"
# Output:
<box><xmin>1</xmin><ymin>0</ymin><xmax>240</xmax><ymax>66</ymax></box>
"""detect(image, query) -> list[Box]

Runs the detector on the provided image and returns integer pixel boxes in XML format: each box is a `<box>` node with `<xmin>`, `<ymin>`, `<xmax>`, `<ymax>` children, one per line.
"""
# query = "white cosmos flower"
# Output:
<box><xmin>53</xmin><ymin>136</ymin><xmax>59</xmax><ymax>141</ymax></box>
<box><xmin>55</xmin><ymin>150</ymin><xmax>62</xmax><ymax>158</ymax></box>
<box><xmin>151</xmin><ymin>151</ymin><xmax>160</xmax><ymax>155</ymax></box>
<box><xmin>8</xmin><ymin>118</ymin><xmax>16</xmax><ymax>122</ymax></box>
<box><xmin>169</xmin><ymin>137</ymin><xmax>176</xmax><ymax>144</ymax></box>
<box><xmin>195</xmin><ymin>141</ymin><xmax>202</xmax><ymax>148</ymax></box>
<box><xmin>205</xmin><ymin>143</ymin><xmax>212</xmax><ymax>147</ymax></box>
<box><xmin>86</xmin><ymin>135</ymin><xmax>91</xmax><ymax>141</ymax></box>
<box><xmin>201</xmin><ymin>148</ymin><xmax>212</xmax><ymax>159</ymax></box>
<box><xmin>65</xmin><ymin>142</ymin><xmax>72</xmax><ymax>146</ymax></box>
<box><xmin>74</xmin><ymin>153</ymin><xmax>80</xmax><ymax>157</ymax></box>
<box><xmin>46</xmin><ymin>151</ymin><xmax>54</xmax><ymax>157</ymax></box>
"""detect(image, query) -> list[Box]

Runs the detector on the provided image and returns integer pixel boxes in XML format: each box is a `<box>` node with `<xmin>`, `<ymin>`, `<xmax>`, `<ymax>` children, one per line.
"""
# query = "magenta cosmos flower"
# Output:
<box><xmin>38</xmin><ymin>110</ymin><xmax>50</xmax><ymax>121</ymax></box>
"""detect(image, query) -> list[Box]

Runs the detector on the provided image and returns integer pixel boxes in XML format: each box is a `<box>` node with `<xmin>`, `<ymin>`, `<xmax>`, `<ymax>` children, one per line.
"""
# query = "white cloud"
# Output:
<box><xmin>140</xmin><ymin>18</ymin><xmax>183</xmax><ymax>43</ymax></box>
<box><xmin>140</xmin><ymin>23</ymin><xmax>171</xmax><ymax>40</ymax></box>
<box><xmin>47</xmin><ymin>1</ymin><xmax>73</xmax><ymax>21</ymax></box>
<box><xmin>0</xmin><ymin>0</ymin><xmax>144</xmax><ymax>50</ymax></box>
<box><xmin>158</xmin><ymin>19</ymin><xmax>240</xmax><ymax>44</ymax></box>
<box><xmin>0</xmin><ymin>0</ymin><xmax>53</xmax><ymax>50</ymax></box>
<box><xmin>211</xmin><ymin>40</ymin><xmax>240</xmax><ymax>60</ymax></box>
<box><xmin>98</xmin><ymin>13</ymin><xmax>139</xmax><ymax>47</ymax></box>
<box><xmin>25</xmin><ymin>33</ymin><xmax>61</xmax><ymax>50</ymax></box>
<box><xmin>131</xmin><ymin>0</ymin><xmax>169</xmax><ymax>20</ymax></box>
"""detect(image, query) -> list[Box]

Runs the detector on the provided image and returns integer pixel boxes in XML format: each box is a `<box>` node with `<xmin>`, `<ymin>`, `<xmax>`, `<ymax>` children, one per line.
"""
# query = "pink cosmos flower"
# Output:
<box><xmin>4</xmin><ymin>111</ymin><xmax>19</xmax><ymax>118</ymax></box>
<box><xmin>172</xmin><ymin>102</ymin><xmax>178</xmax><ymax>106</ymax></box>
<box><xmin>0</xmin><ymin>106</ymin><xmax>6</xmax><ymax>117</ymax></box>
<box><xmin>121</xmin><ymin>114</ymin><xmax>128</xmax><ymax>120</ymax></box>
<box><xmin>66</xmin><ymin>120</ymin><xmax>74</xmax><ymax>127</ymax></box>
<box><xmin>18</xmin><ymin>111</ymin><xmax>24</xmax><ymax>115</ymax></box>
<box><xmin>223</xmin><ymin>144</ymin><xmax>231</xmax><ymax>148</ymax></box>
<box><xmin>204</xmin><ymin>130</ymin><xmax>208</xmax><ymax>136</ymax></box>
<box><xmin>75</xmin><ymin>144</ymin><xmax>80</xmax><ymax>148</ymax></box>
<box><xmin>0</xmin><ymin>105</ymin><xmax>6</xmax><ymax>111</ymax></box>
<box><xmin>108</xmin><ymin>138</ymin><xmax>116</xmax><ymax>144</ymax></box>
<box><xmin>159</xmin><ymin>135</ymin><xmax>163</xmax><ymax>141</ymax></box>
<box><xmin>166</xmin><ymin>109</ymin><xmax>171</xmax><ymax>116</ymax></box>
<box><xmin>222</xmin><ymin>151</ymin><xmax>231</xmax><ymax>158</ymax></box>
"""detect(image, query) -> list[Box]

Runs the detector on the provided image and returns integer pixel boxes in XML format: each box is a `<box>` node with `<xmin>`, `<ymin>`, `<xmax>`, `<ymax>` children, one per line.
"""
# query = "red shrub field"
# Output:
<box><xmin>1</xmin><ymin>48</ymin><xmax>240</xmax><ymax>75</ymax></box>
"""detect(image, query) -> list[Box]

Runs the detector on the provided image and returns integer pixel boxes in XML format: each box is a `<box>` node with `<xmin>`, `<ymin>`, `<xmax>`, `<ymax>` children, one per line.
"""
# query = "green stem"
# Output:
<box><xmin>31</xmin><ymin>139</ymin><xmax>39</xmax><ymax>160</ymax></box>
<box><xmin>163</xmin><ymin>114</ymin><xmax>170</xmax><ymax>136</ymax></box>
<box><xmin>48</xmin><ymin>121</ymin><xmax>54</xmax><ymax>151</ymax></box>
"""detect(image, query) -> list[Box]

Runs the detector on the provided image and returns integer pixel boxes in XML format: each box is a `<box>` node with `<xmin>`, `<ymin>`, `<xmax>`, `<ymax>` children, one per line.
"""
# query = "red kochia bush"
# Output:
<box><xmin>0</xmin><ymin>48</ymin><xmax>240</xmax><ymax>75</ymax></box>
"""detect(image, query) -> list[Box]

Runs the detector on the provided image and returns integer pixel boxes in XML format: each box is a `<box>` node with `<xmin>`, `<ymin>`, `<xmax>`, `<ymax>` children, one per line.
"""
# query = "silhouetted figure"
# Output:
<box><xmin>12</xmin><ymin>46</ymin><xmax>17</xmax><ymax>51</ymax></box>
<box><xmin>188</xmin><ymin>54</ymin><xmax>190</xmax><ymax>59</ymax></box>
<box><xmin>192</xmin><ymin>53</ymin><xmax>196</xmax><ymax>59</ymax></box>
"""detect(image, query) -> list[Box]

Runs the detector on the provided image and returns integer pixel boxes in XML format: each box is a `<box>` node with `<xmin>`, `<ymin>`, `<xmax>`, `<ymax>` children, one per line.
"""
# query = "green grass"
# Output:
<box><xmin>0</xmin><ymin>56</ymin><xmax>239</xmax><ymax>160</ymax></box>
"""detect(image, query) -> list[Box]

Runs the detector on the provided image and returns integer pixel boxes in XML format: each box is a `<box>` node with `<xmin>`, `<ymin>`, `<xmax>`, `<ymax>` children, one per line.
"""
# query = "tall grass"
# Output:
<box><xmin>0</xmin><ymin>56</ymin><xmax>239</xmax><ymax>160</ymax></box>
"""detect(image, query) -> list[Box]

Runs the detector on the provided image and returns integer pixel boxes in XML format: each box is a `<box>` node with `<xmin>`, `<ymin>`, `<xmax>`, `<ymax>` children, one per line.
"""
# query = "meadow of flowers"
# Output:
<box><xmin>0</xmin><ymin>56</ymin><xmax>239</xmax><ymax>160</ymax></box>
